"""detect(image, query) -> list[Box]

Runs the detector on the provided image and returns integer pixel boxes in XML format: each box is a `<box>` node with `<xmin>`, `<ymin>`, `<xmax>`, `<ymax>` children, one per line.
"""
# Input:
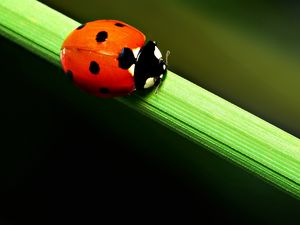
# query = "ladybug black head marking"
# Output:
<box><xmin>134</xmin><ymin>41</ymin><xmax>167</xmax><ymax>90</ymax></box>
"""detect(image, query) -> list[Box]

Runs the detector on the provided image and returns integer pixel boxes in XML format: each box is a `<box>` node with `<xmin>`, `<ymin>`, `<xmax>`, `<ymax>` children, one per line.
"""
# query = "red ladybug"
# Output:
<box><xmin>60</xmin><ymin>20</ymin><xmax>168</xmax><ymax>98</ymax></box>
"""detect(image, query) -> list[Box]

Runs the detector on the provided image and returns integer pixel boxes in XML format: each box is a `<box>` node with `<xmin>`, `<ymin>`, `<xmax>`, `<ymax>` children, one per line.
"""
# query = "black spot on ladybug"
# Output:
<box><xmin>117</xmin><ymin>48</ymin><xmax>136</xmax><ymax>69</ymax></box>
<box><xmin>115</xmin><ymin>22</ymin><xmax>125</xmax><ymax>27</ymax></box>
<box><xmin>65</xmin><ymin>70</ymin><xmax>73</xmax><ymax>81</ymax></box>
<box><xmin>96</xmin><ymin>31</ymin><xmax>108</xmax><ymax>42</ymax></box>
<box><xmin>99</xmin><ymin>87</ymin><xmax>110</xmax><ymax>94</ymax></box>
<box><xmin>89</xmin><ymin>61</ymin><xmax>100</xmax><ymax>74</ymax></box>
<box><xmin>76</xmin><ymin>24</ymin><xmax>86</xmax><ymax>30</ymax></box>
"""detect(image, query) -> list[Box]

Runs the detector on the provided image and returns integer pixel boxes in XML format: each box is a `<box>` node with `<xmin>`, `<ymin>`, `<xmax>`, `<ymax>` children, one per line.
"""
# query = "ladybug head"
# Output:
<box><xmin>134</xmin><ymin>41</ymin><xmax>168</xmax><ymax>90</ymax></box>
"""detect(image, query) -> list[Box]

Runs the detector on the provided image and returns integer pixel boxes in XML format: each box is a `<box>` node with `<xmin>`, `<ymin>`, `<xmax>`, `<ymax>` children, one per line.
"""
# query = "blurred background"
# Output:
<box><xmin>0</xmin><ymin>0</ymin><xmax>300</xmax><ymax>224</ymax></box>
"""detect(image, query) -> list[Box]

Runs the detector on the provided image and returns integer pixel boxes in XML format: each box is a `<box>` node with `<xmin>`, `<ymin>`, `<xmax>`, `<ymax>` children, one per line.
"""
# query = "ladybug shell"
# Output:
<box><xmin>61</xmin><ymin>20</ymin><xmax>146</xmax><ymax>98</ymax></box>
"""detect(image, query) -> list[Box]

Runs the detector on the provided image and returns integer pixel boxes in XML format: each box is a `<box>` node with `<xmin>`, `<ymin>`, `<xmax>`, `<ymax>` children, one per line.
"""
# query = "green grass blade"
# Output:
<box><xmin>1</xmin><ymin>0</ymin><xmax>299</xmax><ymax>197</ymax></box>
<box><xmin>0</xmin><ymin>0</ymin><xmax>78</xmax><ymax>66</ymax></box>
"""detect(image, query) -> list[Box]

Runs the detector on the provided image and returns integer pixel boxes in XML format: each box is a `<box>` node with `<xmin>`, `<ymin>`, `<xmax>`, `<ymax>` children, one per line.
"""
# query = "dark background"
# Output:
<box><xmin>1</xmin><ymin>0</ymin><xmax>300</xmax><ymax>224</ymax></box>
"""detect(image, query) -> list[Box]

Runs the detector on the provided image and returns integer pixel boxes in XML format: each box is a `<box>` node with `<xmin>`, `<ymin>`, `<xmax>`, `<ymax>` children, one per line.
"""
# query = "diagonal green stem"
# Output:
<box><xmin>1</xmin><ymin>0</ymin><xmax>299</xmax><ymax>197</ymax></box>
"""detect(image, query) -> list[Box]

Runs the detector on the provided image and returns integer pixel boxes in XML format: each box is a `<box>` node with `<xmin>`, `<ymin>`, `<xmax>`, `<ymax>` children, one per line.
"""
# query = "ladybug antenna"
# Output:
<box><xmin>165</xmin><ymin>50</ymin><xmax>171</xmax><ymax>66</ymax></box>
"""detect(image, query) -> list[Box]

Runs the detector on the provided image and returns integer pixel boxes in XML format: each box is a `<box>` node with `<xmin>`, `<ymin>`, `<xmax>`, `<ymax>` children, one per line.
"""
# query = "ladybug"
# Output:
<box><xmin>60</xmin><ymin>20</ymin><xmax>168</xmax><ymax>98</ymax></box>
